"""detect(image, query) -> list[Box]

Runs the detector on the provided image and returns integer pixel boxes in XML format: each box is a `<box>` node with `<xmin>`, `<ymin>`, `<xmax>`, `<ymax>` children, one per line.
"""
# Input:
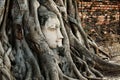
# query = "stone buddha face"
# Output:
<box><xmin>39</xmin><ymin>11</ymin><xmax>63</xmax><ymax>49</ymax></box>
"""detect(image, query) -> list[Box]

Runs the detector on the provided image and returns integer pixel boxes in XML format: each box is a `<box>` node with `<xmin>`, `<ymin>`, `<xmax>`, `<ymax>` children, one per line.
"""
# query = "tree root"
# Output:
<box><xmin>22</xmin><ymin>39</ymin><xmax>42</xmax><ymax>80</ymax></box>
<box><xmin>71</xmin><ymin>32</ymin><xmax>120</xmax><ymax>73</ymax></box>
<box><xmin>25</xmin><ymin>62</ymin><xmax>32</xmax><ymax>80</ymax></box>
<box><xmin>71</xmin><ymin>47</ymin><xmax>104</xmax><ymax>79</ymax></box>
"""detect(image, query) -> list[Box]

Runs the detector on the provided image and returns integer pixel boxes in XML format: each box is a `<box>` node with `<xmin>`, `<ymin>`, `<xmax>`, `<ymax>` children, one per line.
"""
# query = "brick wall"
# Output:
<box><xmin>78</xmin><ymin>0</ymin><xmax>120</xmax><ymax>43</ymax></box>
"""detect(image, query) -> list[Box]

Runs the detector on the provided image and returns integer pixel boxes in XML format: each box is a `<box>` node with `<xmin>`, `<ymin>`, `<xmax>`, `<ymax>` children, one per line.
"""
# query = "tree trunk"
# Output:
<box><xmin>0</xmin><ymin>0</ymin><xmax>120</xmax><ymax>80</ymax></box>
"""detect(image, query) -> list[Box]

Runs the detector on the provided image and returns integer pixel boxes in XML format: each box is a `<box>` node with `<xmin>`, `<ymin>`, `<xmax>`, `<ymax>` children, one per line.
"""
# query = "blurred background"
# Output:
<box><xmin>78</xmin><ymin>0</ymin><xmax>120</xmax><ymax>61</ymax></box>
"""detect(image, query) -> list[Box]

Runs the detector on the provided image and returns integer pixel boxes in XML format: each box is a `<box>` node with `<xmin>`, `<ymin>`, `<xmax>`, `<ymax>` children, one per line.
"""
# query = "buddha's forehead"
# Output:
<box><xmin>47</xmin><ymin>16</ymin><xmax>59</xmax><ymax>23</ymax></box>
<box><xmin>45</xmin><ymin>17</ymin><xmax>60</xmax><ymax>28</ymax></box>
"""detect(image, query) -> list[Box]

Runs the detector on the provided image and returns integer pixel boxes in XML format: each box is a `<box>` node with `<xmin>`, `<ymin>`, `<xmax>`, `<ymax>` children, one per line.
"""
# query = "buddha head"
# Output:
<box><xmin>38</xmin><ymin>6</ymin><xmax>63</xmax><ymax>49</ymax></box>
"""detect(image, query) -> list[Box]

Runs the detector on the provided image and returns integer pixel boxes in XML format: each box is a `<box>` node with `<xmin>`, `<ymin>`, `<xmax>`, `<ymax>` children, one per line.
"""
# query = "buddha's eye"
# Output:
<box><xmin>48</xmin><ymin>27</ymin><xmax>57</xmax><ymax>31</ymax></box>
<box><xmin>48</xmin><ymin>26</ymin><xmax>57</xmax><ymax>31</ymax></box>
